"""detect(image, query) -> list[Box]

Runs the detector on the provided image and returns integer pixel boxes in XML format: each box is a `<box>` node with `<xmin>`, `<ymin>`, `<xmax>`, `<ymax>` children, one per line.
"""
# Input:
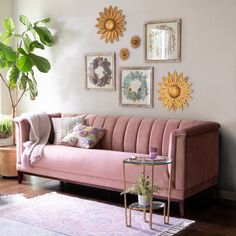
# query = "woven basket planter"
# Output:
<box><xmin>0</xmin><ymin>146</ymin><xmax>17</xmax><ymax>177</ymax></box>
<box><xmin>0</xmin><ymin>136</ymin><xmax>13</xmax><ymax>147</ymax></box>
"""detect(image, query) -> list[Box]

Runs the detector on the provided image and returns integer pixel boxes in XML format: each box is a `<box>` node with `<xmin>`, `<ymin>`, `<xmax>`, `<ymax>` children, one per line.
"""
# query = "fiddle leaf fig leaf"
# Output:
<box><xmin>30</xmin><ymin>28</ymin><xmax>37</xmax><ymax>39</ymax></box>
<box><xmin>0</xmin><ymin>32</ymin><xmax>11</xmax><ymax>45</ymax></box>
<box><xmin>0</xmin><ymin>58</ymin><xmax>6</xmax><ymax>68</ymax></box>
<box><xmin>22</xmin><ymin>34</ymin><xmax>32</xmax><ymax>53</ymax></box>
<box><xmin>29</xmin><ymin>41</ymin><xmax>44</xmax><ymax>51</ymax></box>
<box><xmin>34</xmin><ymin>26</ymin><xmax>53</xmax><ymax>46</ymax></box>
<box><xmin>19</xmin><ymin>15</ymin><xmax>32</xmax><ymax>30</ymax></box>
<box><xmin>28</xmin><ymin>78</ymin><xmax>38</xmax><ymax>100</ymax></box>
<box><xmin>17</xmin><ymin>55</ymin><xmax>33</xmax><ymax>72</ymax></box>
<box><xmin>18</xmin><ymin>47</ymin><xmax>27</xmax><ymax>56</ymax></box>
<box><xmin>35</xmin><ymin>17</ymin><xmax>51</xmax><ymax>25</ymax></box>
<box><xmin>2</xmin><ymin>36</ymin><xmax>11</xmax><ymax>45</ymax></box>
<box><xmin>30</xmin><ymin>53</ymin><xmax>51</xmax><ymax>73</ymax></box>
<box><xmin>8</xmin><ymin>65</ymin><xmax>20</xmax><ymax>90</ymax></box>
<box><xmin>0</xmin><ymin>32</ymin><xmax>8</xmax><ymax>41</ymax></box>
<box><xmin>4</xmin><ymin>18</ymin><xmax>15</xmax><ymax>33</ymax></box>
<box><xmin>18</xmin><ymin>74</ymin><xmax>28</xmax><ymax>90</ymax></box>
<box><xmin>0</xmin><ymin>42</ymin><xmax>16</xmax><ymax>62</ymax></box>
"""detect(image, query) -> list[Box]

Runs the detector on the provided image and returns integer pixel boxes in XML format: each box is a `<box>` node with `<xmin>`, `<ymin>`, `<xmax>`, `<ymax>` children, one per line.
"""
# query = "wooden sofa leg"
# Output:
<box><xmin>18</xmin><ymin>171</ymin><xmax>23</xmax><ymax>184</ymax></box>
<box><xmin>210</xmin><ymin>185</ymin><xmax>218</xmax><ymax>199</ymax></box>
<box><xmin>179</xmin><ymin>200</ymin><xmax>185</xmax><ymax>217</ymax></box>
<box><xmin>60</xmin><ymin>181</ymin><xmax>65</xmax><ymax>189</ymax></box>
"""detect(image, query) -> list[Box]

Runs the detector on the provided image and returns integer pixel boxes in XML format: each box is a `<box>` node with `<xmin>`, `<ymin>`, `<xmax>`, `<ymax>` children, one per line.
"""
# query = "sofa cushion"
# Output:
<box><xmin>59</xmin><ymin>124</ymin><xmax>105</xmax><ymax>149</ymax></box>
<box><xmin>52</xmin><ymin>116</ymin><xmax>85</xmax><ymax>144</ymax></box>
<box><xmin>32</xmin><ymin>145</ymin><xmax>169</xmax><ymax>189</ymax></box>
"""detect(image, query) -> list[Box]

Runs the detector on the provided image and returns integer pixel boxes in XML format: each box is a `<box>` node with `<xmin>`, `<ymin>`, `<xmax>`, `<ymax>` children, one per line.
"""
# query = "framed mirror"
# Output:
<box><xmin>145</xmin><ymin>19</ymin><xmax>181</xmax><ymax>62</ymax></box>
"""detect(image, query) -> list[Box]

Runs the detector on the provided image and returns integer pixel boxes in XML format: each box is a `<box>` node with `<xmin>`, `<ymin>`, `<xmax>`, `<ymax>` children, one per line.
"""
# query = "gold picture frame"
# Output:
<box><xmin>145</xmin><ymin>19</ymin><xmax>181</xmax><ymax>62</ymax></box>
<box><xmin>120</xmin><ymin>67</ymin><xmax>154</xmax><ymax>107</ymax></box>
<box><xmin>85</xmin><ymin>52</ymin><xmax>116</xmax><ymax>90</ymax></box>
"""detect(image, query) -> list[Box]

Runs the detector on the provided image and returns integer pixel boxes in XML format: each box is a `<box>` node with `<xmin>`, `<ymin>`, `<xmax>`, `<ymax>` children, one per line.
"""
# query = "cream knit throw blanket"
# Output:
<box><xmin>16</xmin><ymin>112</ymin><xmax>51</xmax><ymax>165</ymax></box>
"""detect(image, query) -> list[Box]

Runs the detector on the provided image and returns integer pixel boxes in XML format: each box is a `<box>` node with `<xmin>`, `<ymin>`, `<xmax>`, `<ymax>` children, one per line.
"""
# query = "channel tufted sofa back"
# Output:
<box><xmin>83</xmin><ymin>114</ymin><xmax>204</xmax><ymax>155</ymax></box>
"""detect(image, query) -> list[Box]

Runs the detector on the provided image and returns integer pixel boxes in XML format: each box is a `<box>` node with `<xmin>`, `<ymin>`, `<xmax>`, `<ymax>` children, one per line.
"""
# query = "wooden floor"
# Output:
<box><xmin>1</xmin><ymin>175</ymin><xmax>236</xmax><ymax>236</ymax></box>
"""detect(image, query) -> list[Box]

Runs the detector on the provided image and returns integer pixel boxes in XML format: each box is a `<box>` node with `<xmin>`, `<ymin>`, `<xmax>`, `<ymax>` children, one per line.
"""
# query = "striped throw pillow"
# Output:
<box><xmin>52</xmin><ymin>116</ymin><xmax>85</xmax><ymax>144</ymax></box>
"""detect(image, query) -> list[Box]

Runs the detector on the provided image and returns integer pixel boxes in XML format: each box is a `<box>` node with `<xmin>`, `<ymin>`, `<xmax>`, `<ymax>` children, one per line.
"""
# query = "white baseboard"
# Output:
<box><xmin>219</xmin><ymin>190</ymin><xmax>236</xmax><ymax>201</ymax></box>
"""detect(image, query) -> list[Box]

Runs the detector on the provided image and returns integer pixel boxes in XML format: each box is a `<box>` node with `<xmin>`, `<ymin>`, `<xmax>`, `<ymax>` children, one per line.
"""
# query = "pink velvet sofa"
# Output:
<box><xmin>15</xmin><ymin>113</ymin><xmax>220</xmax><ymax>216</ymax></box>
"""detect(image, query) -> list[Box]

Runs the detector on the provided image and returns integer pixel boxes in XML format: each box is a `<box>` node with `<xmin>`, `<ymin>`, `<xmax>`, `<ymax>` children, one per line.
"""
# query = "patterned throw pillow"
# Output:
<box><xmin>59</xmin><ymin>124</ymin><xmax>106</xmax><ymax>149</ymax></box>
<box><xmin>52</xmin><ymin>116</ymin><xmax>85</xmax><ymax>144</ymax></box>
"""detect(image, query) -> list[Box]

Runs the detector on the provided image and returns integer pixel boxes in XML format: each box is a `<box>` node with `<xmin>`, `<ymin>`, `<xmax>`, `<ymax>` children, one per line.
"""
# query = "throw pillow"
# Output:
<box><xmin>52</xmin><ymin>116</ymin><xmax>85</xmax><ymax>144</ymax></box>
<box><xmin>59</xmin><ymin>124</ymin><xmax>106</xmax><ymax>149</ymax></box>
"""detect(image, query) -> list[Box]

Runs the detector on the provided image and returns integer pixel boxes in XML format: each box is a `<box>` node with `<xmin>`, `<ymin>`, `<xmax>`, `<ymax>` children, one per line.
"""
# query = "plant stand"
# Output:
<box><xmin>122</xmin><ymin>156</ymin><xmax>172</xmax><ymax>229</ymax></box>
<box><xmin>0</xmin><ymin>146</ymin><xmax>17</xmax><ymax>177</ymax></box>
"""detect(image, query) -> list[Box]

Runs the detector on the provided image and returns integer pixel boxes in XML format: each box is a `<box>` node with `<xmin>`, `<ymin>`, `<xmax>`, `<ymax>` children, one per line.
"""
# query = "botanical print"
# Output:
<box><xmin>120</xmin><ymin>68</ymin><xmax>153</xmax><ymax>107</ymax></box>
<box><xmin>86</xmin><ymin>53</ymin><xmax>115</xmax><ymax>90</ymax></box>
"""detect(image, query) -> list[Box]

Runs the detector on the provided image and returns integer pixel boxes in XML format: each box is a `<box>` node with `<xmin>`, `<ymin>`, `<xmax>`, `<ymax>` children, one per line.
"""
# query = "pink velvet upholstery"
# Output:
<box><xmin>14</xmin><ymin>113</ymin><xmax>220</xmax><ymax>204</ymax></box>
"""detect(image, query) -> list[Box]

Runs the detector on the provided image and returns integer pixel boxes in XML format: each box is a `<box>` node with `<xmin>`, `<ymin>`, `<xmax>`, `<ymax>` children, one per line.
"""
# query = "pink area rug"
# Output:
<box><xmin>0</xmin><ymin>192</ymin><xmax>194</xmax><ymax>236</ymax></box>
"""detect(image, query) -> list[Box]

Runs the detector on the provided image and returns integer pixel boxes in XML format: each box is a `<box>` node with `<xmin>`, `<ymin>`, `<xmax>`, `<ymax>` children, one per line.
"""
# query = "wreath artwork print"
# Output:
<box><xmin>86</xmin><ymin>53</ymin><xmax>115</xmax><ymax>90</ymax></box>
<box><xmin>120</xmin><ymin>67</ymin><xmax>153</xmax><ymax>107</ymax></box>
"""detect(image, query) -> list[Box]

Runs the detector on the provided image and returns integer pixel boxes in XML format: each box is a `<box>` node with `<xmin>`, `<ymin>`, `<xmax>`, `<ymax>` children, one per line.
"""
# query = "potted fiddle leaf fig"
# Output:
<box><xmin>0</xmin><ymin>15</ymin><xmax>54</xmax><ymax>119</ymax></box>
<box><xmin>0</xmin><ymin>114</ymin><xmax>13</xmax><ymax>146</ymax></box>
<box><xmin>121</xmin><ymin>172</ymin><xmax>160</xmax><ymax>206</ymax></box>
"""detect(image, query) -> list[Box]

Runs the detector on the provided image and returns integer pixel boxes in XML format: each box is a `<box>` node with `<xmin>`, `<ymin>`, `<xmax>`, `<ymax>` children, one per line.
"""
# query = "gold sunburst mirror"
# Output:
<box><xmin>158</xmin><ymin>71</ymin><xmax>192</xmax><ymax>111</ymax></box>
<box><xmin>95</xmin><ymin>6</ymin><xmax>126</xmax><ymax>43</ymax></box>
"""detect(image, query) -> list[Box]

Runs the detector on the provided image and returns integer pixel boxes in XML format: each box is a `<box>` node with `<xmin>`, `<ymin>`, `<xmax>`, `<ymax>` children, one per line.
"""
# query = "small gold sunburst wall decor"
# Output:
<box><xmin>95</xmin><ymin>6</ymin><xmax>126</xmax><ymax>43</ymax></box>
<box><xmin>130</xmin><ymin>35</ymin><xmax>140</xmax><ymax>48</ymax></box>
<box><xmin>119</xmin><ymin>48</ymin><xmax>129</xmax><ymax>60</ymax></box>
<box><xmin>158</xmin><ymin>71</ymin><xmax>192</xmax><ymax>111</ymax></box>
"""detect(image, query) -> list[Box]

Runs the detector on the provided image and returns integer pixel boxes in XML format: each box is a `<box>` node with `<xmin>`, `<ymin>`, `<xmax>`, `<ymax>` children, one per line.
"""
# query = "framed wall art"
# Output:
<box><xmin>85</xmin><ymin>52</ymin><xmax>115</xmax><ymax>90</ymax></box>
<box><xmin>145</xmin><ymin>19</ymin><xmax>181</xmax><ymax>62</ymax></box>
<box><xmin>120</xmin><ymin>67</ymin><xmax>154</xmax><ymax>107</ymax></box>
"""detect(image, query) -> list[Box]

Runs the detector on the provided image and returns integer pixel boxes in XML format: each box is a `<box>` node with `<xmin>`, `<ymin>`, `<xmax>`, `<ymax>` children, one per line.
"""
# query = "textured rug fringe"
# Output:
<box><xmin>0</xmin><ymin>193</ymin><xmax>24</xmax><ymax>199</ymax></box>
<box><xmin>159</xmin><ymin>219</ymin><xmax>195</xmax><ymax>235</ymax></box>
<box><xmin>0</xmin><ymin>193</ymin><xmax>28</xmax><ymax>208</ymax></box>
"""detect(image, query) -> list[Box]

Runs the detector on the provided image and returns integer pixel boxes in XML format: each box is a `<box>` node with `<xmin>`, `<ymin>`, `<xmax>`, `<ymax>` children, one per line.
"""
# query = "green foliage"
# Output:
<box><xmin>34</xmin><ymin>26</ymin><xmax>53</xmax><ymax>46</ymax></box>
<box><xmin>121</xmin><ymin>172</ymin><xmax>160</xmax><ymax>201</ymax></box>
<box><xmin>4</xmin><ymin>18</ymin><xmax>15</xmax><ymax>34</ymax></box>
<box><xmin>30</xmin><ymin>53</ymin><xmax>50</xmax><ymax>73</ymax></box>
<box><xmin>0</xmin><ymin>15</ymin><xmax>53</xmax><ymax>117</ymax></box>
<box><xmin>19</xmin><ymin>15</ymin><xmax>32</xmax><ymax>30</ymax></box>
<box><xmin>0</xmin><ymin>115</ymin><xmax>13</xmax><ymax>138</ymax></box>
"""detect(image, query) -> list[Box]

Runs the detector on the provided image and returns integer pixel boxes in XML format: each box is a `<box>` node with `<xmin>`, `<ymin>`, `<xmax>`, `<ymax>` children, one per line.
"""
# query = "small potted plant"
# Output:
<box><xmin>121</xmin><ymin>172</ymin><xmax>160</xmax><ymax>206</ymax></box>
<box><xmin>0</xmin><ymin>115</ymin><xmax>13</xmax><ymax>146</ymax></box>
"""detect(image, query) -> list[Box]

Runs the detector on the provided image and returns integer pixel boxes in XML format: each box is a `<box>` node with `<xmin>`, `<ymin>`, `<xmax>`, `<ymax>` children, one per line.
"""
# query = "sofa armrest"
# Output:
<box><xmin>172</xmin><ymin>122</ymin><xmax>220</xmax><ymax>137</ymax></box>
<box><xmin>14</xmin><ymin>113</ymin><xmax>61</xmax><ymax>164</ymax></box>
<box><xmin>169</xmin><ymin>122</ymin><xmax>220</xmax><ymax>191</ymax></box>
<box><xmin>14</xmin><ymin>118</ymin><xmax>30</xmax><ymax>164</ymax></box>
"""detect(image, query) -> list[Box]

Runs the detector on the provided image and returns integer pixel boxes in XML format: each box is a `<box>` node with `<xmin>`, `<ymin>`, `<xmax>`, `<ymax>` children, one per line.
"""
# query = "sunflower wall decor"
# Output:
<box><xmin>95</xmin><ymin>6</ymin><xmax>126</xmax><ymax>43</ymax></box>
<box><xmin>119</xmin><ymin>48</ymin><xmax>129</xmax><ymax>60</ymax></box>
<box><xmin>158</xmin><ymin>71</ymin><xmax>192</xmax><ymax>111</ymax></box>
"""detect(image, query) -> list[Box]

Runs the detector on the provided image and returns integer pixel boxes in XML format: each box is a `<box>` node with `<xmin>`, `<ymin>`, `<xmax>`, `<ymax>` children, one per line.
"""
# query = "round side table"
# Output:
<box><xmin>0</xmin><ymin>146</ymin><xmax>17</xmax><ymax>177</ymax></box>
<box><xmin>123</xmin><ymin>156</ymin><xmax>172</xmax><ymax>229</ymax></box>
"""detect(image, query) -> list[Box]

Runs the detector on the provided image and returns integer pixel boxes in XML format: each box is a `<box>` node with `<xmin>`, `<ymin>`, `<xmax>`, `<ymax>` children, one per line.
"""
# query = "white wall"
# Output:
<box><xmin>0</xmin><ymin>0</ymin><xmax>13</xmax><ymax>115</ymax></box>
<box><xmin>11</xmin><ymin>0</ymin><xmax>236</xmax><ymax>193</ymax></box>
